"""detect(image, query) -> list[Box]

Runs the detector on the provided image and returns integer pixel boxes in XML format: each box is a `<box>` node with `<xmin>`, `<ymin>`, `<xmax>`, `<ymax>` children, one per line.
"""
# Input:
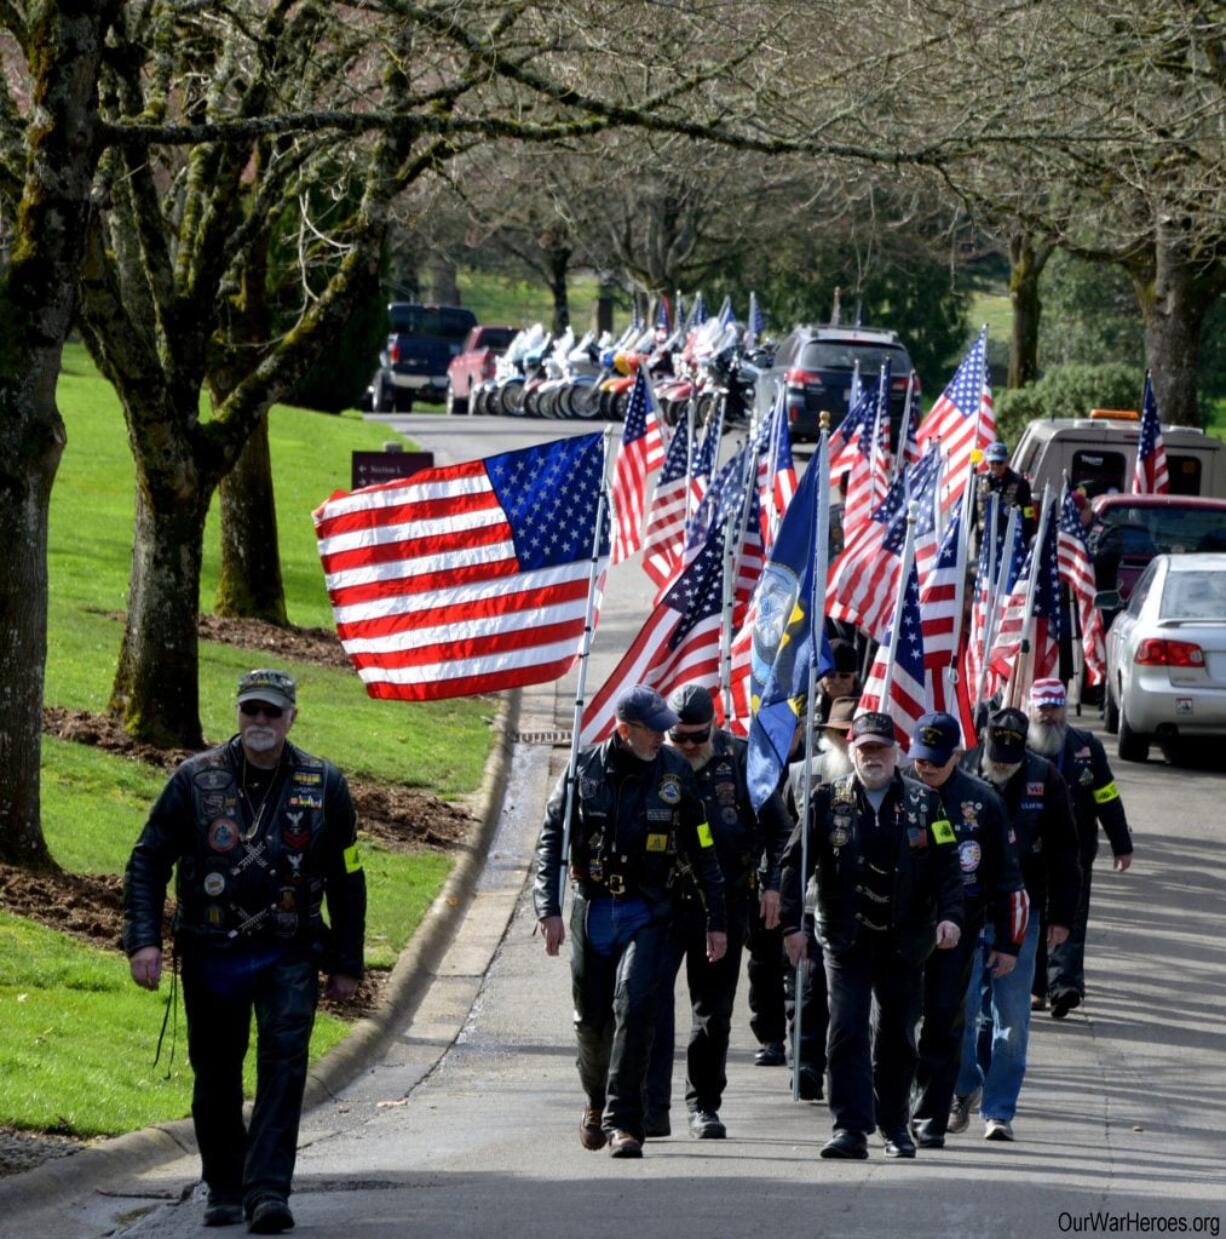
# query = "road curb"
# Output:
<box><xmin>0</xmin><ymin>689</ymin><xmax>522</xmax><ymax>1220</ymax></box>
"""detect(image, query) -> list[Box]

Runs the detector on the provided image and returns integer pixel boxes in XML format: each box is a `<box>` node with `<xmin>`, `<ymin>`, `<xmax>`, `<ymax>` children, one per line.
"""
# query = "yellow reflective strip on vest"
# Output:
<box><xmin>343</xmin><ymin>843</ymin><xmax>362</xmax><ymax>873</ymax></box>
<box><xmin>931</xmin><ymin>819</ymin><xmax>956</xmax><ymax>845</ymax></box>
<box><xmin>1023</xmin><ymin>506</ymin><xmax>1036</xmax><ymax>518</ymax></box>
<box><xmin>1092</xmin><ymin>781</ymin><xmax>1120</xmax><ymax>804</ymax></box>
<box><xmin>696</xmin><ymin>821</ymin><xmax>714</xmax><ymax>849</ymax></box>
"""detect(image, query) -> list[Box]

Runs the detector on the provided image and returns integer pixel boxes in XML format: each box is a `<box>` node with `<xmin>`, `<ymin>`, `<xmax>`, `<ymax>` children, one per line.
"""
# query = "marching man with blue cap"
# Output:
<box><xmin>979</xmin><ymin>439</ymin><xmax>1036</xmax><ymax>545</ymax></box>
<box><xmin>905</xmin><ymin>712</ymin><xmax>1026</xmax><ymax>1149</ymax></box>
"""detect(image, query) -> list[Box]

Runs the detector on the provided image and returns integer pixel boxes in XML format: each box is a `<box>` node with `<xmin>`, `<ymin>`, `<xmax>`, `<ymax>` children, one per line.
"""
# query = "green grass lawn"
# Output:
<box><xmin>457</xmin><ymin>266</ymin><xmax>628</xmax><ymax>332</ymax></box>
<box><xmin>0</xmin><ymin>345</ymin><xmax>494</xmax><ymax>1136</ymax></box>
<box><xmin>970</xmin><ymin>291</ymin><xmax>1012</xmax><ymax>345</ymax></box>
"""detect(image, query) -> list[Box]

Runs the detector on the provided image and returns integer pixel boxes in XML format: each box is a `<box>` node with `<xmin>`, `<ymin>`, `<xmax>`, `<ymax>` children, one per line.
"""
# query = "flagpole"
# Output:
<box><xmin>943</xmin><ymin>448</ymin><xmax>983</xmax><ymax>718</ymax></box>
<box><xmin>975</xmin><ymin>499</ymin><xmax>1016</xmax><ymax>709</ymax></box>
<box><xmin>869</xmin><ymin>364</ymin><xmax>886</xmax><ymax>506</ymax></box>
<box><xmin>721</xmin><ymin>434</ymin><xmax>758</xmax><ymax>719</ymax></box>
<box><xmin>877</xmin><ymin>502</ymin><xmax>919</xmax><ymax>712</ymax></box>
<box><xmin>684</xmin><ymin>396</ymin><xmax>697</xmax><ymax>525</ymax></box>
<box><xmin>557</xmin><ymin>426</ymin><xmax>615</xmax><ymax>913</ymax></box>
<box><xmin>1006</xmin><ymin>483</ymin><xmax>1053</xmax><ymax>709</ymax></box>
<box><xmin>792</xmin><ymin>412</ymin><xmax>831</xmax><ymax>1104</ymax></box>
<box><xmin>893</xmin><ymin>380</ymin><xmax>914</xmax><ymax>482</ymax></box>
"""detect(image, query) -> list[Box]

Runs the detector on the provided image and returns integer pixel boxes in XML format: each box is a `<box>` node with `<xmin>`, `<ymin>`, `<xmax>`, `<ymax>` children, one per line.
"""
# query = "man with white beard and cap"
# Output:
<box><xmin>952</xmin><ymin>707</ymin><xmax>1081</xmax><ymax>1142</ymax></box>
<box><xmin>644</xmin><ymin>684</ymin><xmax>791</xmax><ymax>1140</ymax></box>
<box><xmin>1026</xmin><ymin>678</ymin><xmax>1133</xmax><ymax>1019</ymax></box>
<box><xmin>780</xmin><ymin>711</ymin><xmax>964</xmax><ymax>1161</ymax></box>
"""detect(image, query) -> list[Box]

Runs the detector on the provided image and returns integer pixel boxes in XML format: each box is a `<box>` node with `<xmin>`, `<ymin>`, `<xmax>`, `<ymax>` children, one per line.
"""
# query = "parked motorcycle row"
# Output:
<box><xmin>468</xmin><ymin>306</ymin><xmax>770</xmax><ymax>431</ymax></box>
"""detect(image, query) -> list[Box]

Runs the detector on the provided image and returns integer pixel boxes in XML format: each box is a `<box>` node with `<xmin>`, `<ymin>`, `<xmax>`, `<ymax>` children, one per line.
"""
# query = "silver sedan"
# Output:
<box><xmin>1102</xmin><ymin>552</ymin><xmax>1226</xmax><ymax>762</ymax></box>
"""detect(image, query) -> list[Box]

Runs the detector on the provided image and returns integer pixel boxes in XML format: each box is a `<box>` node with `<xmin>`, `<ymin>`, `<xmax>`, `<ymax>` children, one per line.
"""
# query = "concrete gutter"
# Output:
<box><xmin>0</xmin><ymin>689</ymin><xmax>521</xmax><ymax>1216</ymax></box>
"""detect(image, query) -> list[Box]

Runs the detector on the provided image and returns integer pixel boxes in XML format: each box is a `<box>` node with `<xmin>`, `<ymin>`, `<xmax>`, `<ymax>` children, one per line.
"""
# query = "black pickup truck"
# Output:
<box><xmin>370</xmin><ymin>303</ymin><xmax>478</xmax><ymax>412</ymax></box>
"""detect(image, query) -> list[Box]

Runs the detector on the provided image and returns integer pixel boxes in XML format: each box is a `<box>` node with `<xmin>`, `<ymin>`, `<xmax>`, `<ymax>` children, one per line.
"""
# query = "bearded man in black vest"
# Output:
<box><xmin>124</xmin><ymin>669</ymin><xmax>366</xmax><ymax>1234</ymax></box>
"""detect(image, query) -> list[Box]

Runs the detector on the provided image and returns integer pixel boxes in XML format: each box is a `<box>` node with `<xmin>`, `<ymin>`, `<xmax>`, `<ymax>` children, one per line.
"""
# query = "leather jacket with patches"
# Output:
<box><xmin>123</xmin><ymin>736</ymin><xmax>366</xmax><ymax>977</ymax></box>
<box><xmin>906</xmin><ymin>764</ymin><xmax>1027</xmax><ymax>957</ymax></box>
<box><xmin>685</xmin><ymin>730</ymin><xmax>791</xmax><ymax>896</ymax></box>
<box><xmin>1046</xmin><ymin>727</ymin><xmax>1132</xmax><ymax>864</ymax></box>
<box><xmin>962</xmin><ymin>748</ymin><xmax>1081</xmax><ymax>932</ymax></box>
<box><xmin>533</xmin><ymin>736</ymin><xmax>726</xmax><ymax>931</ymax></box>
<box><xmin>979</xmin><ymin>467</ymin><xmax>1036</xmax><ymax>545</ymax></box>
<box><xmin>779</xmin><ymin>771</ymin><xmax>964</xmax><ymax>966</ymax></box>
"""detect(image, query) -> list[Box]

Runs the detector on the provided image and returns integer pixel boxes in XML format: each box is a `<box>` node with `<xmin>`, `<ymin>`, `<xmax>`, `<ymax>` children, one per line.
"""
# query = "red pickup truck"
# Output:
<box><xmin>446</xmin><ymin>325</ymin><xmax>517</xmax><ymax>415</ymax></box>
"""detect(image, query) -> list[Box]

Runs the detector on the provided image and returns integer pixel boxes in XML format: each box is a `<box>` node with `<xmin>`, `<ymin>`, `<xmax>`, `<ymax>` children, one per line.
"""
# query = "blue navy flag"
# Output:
<box><xmin>746</xmin><ymin>455</ymin><xmax>833</xmax><ymax>811</ymax></box>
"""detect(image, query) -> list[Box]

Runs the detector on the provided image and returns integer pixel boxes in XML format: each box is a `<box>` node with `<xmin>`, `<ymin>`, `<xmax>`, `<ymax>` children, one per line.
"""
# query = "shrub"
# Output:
<box><xmin>995</xmin><ymin>362</ymin><xmax>1140</xmax><ymax>448</ymax></box>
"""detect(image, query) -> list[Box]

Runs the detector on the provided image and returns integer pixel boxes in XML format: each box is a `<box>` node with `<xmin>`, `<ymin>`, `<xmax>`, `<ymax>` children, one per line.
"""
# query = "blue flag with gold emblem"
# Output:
<box><xmin>746</xmin><ymin>453</ymin><xmax>833</xmax><ymax>810</ymax></box>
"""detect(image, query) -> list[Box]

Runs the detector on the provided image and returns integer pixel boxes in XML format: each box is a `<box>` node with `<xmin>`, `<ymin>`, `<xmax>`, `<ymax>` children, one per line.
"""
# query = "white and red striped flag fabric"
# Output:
<box><xmin>858</xmin><ymin>554</ymin><xmax>928</xmax><ymax>747</ymax></box>
<box><xmin>611</xmin><ymin>368</ymin><xmax>665</xmax><ymax>563</ymax></box>
<box><xmin>314</xmin><ymin>432</ymin><xmax>608</xmax><ymax>701</ymax></box>
<box><xmin>642</xmin><ymin>419</ymin><xmax>692</xmax><ymax>593</ymax></box>
<box><xmin>580</xmin><ymin>518</ymin><xmax>727</xmax><ymax>744</ymax></box>
<box><xmin>1133</xmin><ymin>372</ymin><xmax>1170</xmax><ymax>495</ymax></box>
<box><xmin>1056</xmin><ymin>488</ymin><xmax>1107</xmax><ymax>685</ymax></box>
<box><xmin>918</xmin><ymin>328</ymin><xmax>995</xmax><ymax>515</ymax></box>
<box><xmin>988</xmin><ymin>509</ymin><xmax>1062</xmax><ymax>690</ymax></box>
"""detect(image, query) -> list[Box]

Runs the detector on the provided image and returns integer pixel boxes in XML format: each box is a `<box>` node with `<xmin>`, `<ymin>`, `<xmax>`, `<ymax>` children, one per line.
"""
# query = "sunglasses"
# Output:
<box><xmin>240</xmin><ymin>701</ymin><xmax>285</xmax><ymax>720</ymax></box>
<box><xmin>668</xmin><ymin>727</ymin><xmax>711</xmax><ymax>745</ymax></box>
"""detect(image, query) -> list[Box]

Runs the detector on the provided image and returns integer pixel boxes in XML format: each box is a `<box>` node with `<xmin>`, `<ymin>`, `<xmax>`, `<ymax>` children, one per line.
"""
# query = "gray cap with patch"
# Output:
<box><xmin>237</xmin><ymin>668</ymin><xmax>297</xmax><ymax>711</ymax></box>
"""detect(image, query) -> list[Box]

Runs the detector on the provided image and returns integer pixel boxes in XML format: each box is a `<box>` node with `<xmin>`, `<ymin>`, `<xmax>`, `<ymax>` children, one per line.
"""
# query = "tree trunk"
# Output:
<box><xmin>593</xmin><ymin>276</ymin><xmax>616</xmax><ymax>335</ymax></box>
<box><xmin>0</xmin><ymin>450</ymin><xmax>60</xmax><ymax>869</ymax></box>
<box><xmin>0</xmin><ymin>0</ymin><xmax>118</xmax><ymax>869</ymax></box>
<box><xmin>1007</xmin><ymin>233</ymin><xmax>1053</xmax><ymax>388</ymax></box>
<box><xmin>215</xmin><ymin>414</ymin><xmax>287</xmax><ymax>625</ymax></box>
<box><xmin>548</xmin><ymin>245</ymin><xmax>572</xmax><ymax>336</ymax></box>
<box><xmin>1130</xmin><ymin>233</ymin><xmax>1226</xmax><ymax>427</ymax></box>
<box><xmin>110</xmin><ymin>484</ymin><xmax>211</xmax><ymax>750</ymax></box>
<box><xmin>428</xmin><ymin>253</ymin><xmax>460</xmax><ymax>304</ymax></box>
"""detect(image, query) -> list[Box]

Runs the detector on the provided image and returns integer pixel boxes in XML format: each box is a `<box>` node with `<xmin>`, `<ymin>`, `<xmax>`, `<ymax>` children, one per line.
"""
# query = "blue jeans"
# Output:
<box><xmin>955</xmin><ymin>916</ymin><xmax>1040</xmax><ymax>1122</ymax></box>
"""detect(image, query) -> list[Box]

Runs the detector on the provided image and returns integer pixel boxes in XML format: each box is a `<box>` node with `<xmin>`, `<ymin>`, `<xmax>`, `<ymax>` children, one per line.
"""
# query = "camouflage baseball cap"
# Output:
<box><xmin>236</xmin><ymin>668</ymin><xmax>297</xmax><ymax>711</ymax></box>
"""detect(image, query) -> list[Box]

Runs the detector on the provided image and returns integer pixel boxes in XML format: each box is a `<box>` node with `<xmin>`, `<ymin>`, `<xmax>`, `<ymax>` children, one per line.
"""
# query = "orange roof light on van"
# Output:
<box><xmin>1089</xmin><ymin>408</ymin><xmax>1139</xmax><ymax>421</ymax></box>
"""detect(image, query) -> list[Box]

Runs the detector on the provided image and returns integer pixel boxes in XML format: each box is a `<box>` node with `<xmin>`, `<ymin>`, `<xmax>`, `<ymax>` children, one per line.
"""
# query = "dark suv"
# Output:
<box><xmin>756</xmin><ymin>324</ymin><xmax>920</xmax><ymax>441</ymax></box>
<box><xmin>370</xmin><ymin>303</ymin><xmax>478</xmax><ymax>412</ymax></box>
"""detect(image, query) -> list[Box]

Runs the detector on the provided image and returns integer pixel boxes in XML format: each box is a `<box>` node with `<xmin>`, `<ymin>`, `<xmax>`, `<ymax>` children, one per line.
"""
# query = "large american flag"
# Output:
<box><xmin>830</xmin><ymin>381</ymin><xmax>870</xmax><ymax>483</ymax></box>
<box><xmin>1133</xmin><ymin>372</ymin><xmax>1170</xmax><ymax>494</ymax></box>
<box><xmin>580</xmin><ymin>516</ymin><xmax>726</xmax><ymax>743</ymax></box>
<box><xmin>988</xmin><ymin>508</ymin><xmax>1062</xmax><ymax>693</ymax></box>
<box><xmin>827</xmin><ymin>447</ymin><xmax>940</xmax><ymax>643</ymax></box>
<box><xmin>314</xmin><ymin>433</ymin><xmax>608</xmax><ymax>702</ymax></box>
<box><xmin>641</xmin><ymin>420</ymin><xmax>692</xmax><ymax>593</ymax></box>
<box><xmin>610</xmin><ymin>368</ymin><xmax>665</xmax><ymax>563</ymax></box>
<box><xmin>763</xmin><ymin>396</ymin><xmax>799</xmax><ymax>548</ymax></box>
<box><xmin>859</xmin><ymin>554</ymin><xmax>928</xmax><ymax>747</ymax></box>
<box><xmin>689</xmin><ymin>410</ymin><xmax>720</xmax><ymax>507</ymax></box>
<box><xmin>1056</xmin><ymin>488</ymin><xmax>1107</xmax><ymax>685</ymax></box>
<box><xmin>967</xmin><ymin>509</ymin><xmax>1026</xmax><ymax>703</ymax></box>
<box><xmin>918</xmin><ymin>328</ymin><xmax>995</xmax><ymax>515</ymax></box>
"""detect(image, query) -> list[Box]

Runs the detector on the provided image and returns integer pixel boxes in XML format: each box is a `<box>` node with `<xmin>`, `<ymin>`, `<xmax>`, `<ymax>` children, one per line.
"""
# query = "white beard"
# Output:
<box><xmin>983</xmin><ymin>758</ymin><xmax>1022</xmax><ymax>787</ymax></box>
<box><xmin>1027</xmin><ymin>719</ymin><xmax>1067</xmax><ymax>757</ymax></box>
<box><xmin>822</xmin><ymin>744</ymin><xmax>854</xmax><ymax>781</ymax></box>
<box><xmin>243</xmin><ymin>727</ymin><xmax>279</xmax><ymax>753</ymax></box>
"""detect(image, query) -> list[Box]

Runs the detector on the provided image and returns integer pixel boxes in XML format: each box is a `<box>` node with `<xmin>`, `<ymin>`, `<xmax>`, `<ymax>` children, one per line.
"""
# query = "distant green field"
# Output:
<box><xmin>456</xmin><ymin>266</ymin><xmax>629</xmax><ymax>333</ymax></box>
<box><xmin>970</xmin><ymin>292</ymin><xmax>1012</xmax><ymax>346</ymax></box>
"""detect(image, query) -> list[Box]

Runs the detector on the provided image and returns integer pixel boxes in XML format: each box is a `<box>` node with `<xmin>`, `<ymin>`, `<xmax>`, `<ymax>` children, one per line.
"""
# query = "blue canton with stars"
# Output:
<box><xmin>657</xmin><ymin>414</ymin><xmax>691</xmax><ymax>485</ymax></box>
<box><xmin>880</xmin><ymin>558</ymin><xmax>925</xmax><ymax>688</ymax></box>
<box><xmin>661</xmin><ymin>520</ymin><xmax>725</xmax><ymax>650</ymax></box>
<box><xmin>623</xmin><ymin>369</ymin><xmax>653</xmax><ymax>447</ymax></box>
<box><xmin>1031</xmin><ymin>509</ymin><xmax>1063</xmax><ymax>636</ymax></box>
<box><xmin>1058</xmin><ymin>489</ymin><xmax>1090</xmax><ymax>552</ymax></box>
<box><xmin>1138</xmin><ymin>373</ymin><xmax>1163</xmax><ymax>469</ymax></box>
<box><xmin>484</xmin><ymin>433</ymin><xmax>609</xmax><ymax>571</ymax></box>
<box><xmin>939</xmin><ymin>327</ymin><xmax>987</xmax><ymax>418</ymax></box>
<box><xmin>686</xmin><ymin>444</ymin><xmax>749</xmax><ymax>551</ymax></box>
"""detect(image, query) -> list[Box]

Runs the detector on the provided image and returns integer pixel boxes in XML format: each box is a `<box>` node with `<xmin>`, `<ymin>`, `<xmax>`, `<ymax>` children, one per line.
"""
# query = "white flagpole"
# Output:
<box><xmin>869</xmin><ymin>364</ymin><xmax>886</xmax><ymax>506</ymax></box>
<box><xmin>943</xmin><ymin>447</ymin><xmax>983</xmax><ymax>715</ymax></box>
<box><xmin>1007</xmin><ymin>483</ymin><xmax>1054</xmax><ymax>709</ymax></box>
<box><xmin>765</xmin><ymin>390</ymin><xmax>784</xmax><ymax>540</ymax></box>
<box><xmin>975</xmin><ymin>499</ymin><xmax>1016</xmax><ymax>709</ymax></box>
<box><xmin>893</xmin><ymin>379</ymin><xmax>914</xmax><ymax>482</ymax></box>
<box><xmin>684</xmin><ymin>397</ymin><xmax>696</xmax><ymax>525</ymax></box>
<box><xmin>720</xmin><ymin>437</ymin><xmax>757</xmax><ymax>719</ymax></box>
<box><xmin>557</xmin><ymin>427</ymin><xmax>615</xmax><ymax>912</ymax></box>
<box><xmin>792</xmin><ymin>412</ymin><xmax>831</xmax><ymax>1103</ymax></box>
<box><xmin>877</xmin><ymin>502</ymin><xmax>919</xmax><ymax>712</ymax></box>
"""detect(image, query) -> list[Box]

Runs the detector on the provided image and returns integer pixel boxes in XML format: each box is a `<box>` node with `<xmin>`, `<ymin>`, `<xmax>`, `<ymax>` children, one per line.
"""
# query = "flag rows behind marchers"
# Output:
<box><xmin>610</xmin><ymin>367</ymin><xmax>665</xmax><ymax>564</ymax></box>
<box><xmin>1056</xmin><ymin>487</ymin><xmax>1107</xmax><ymax>685</ymax></box>
<box><xmin>313</xmin><ymin>432</ymin><xmax>609</xmax><ymax>701</ymax></box>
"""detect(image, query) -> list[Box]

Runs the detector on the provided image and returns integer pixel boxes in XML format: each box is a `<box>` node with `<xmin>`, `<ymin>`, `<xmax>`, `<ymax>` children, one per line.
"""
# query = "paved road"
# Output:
<box><xmin>32</xmin><ymin>413</ymin><xmax>1226</xmax><ymax>1238</ymax></box>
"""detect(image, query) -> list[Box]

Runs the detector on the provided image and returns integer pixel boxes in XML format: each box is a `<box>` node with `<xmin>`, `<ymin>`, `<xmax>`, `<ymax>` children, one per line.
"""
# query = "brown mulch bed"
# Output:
<box><xmin>196</xmin><ymin>614</ymin><xmax>354</xmax><ymax>671</ymax></box>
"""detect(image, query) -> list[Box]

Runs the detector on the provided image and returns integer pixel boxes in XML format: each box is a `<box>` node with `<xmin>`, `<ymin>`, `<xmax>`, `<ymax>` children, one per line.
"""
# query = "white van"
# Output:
<box><xmin>1012</xmin><ymin>412</ymin><xmax>1226</xmax><ymax>500</ymax></box>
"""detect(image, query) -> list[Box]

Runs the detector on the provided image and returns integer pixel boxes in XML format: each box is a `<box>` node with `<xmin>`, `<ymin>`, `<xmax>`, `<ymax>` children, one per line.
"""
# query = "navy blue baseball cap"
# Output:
<box><xmin>910</xmin><ymin>712</ymin><xmax>961</xmax><ymax>763</ymax></box>
<box><xmin>616</xmin><ymin>684</ymin><xmax>678</xmax><ymax>732</ymax></box>
<box><xmin>985</xmin><ymin>441</ymin><xmax>1010</xmax><ymax>463</ymax></box>
<box><xmin>986</xmin><ymin>707</ymin><xmax>1029</xmax><ymax>762</ymax></box>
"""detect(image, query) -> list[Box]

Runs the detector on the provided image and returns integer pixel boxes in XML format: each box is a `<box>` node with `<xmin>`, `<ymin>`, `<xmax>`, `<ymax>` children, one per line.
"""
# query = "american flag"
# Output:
<box><xmin>1133</xmin><ymin>372</ymin><xmax>1170</xmax><ymax>494</ymax></box>
<box><xmin>1056</xmin><ymin>488</ymin><xmax>1107</xmax><ymax>685</ymax></box>
<box><xmin>656</xmin><ymin>294</ymin><xmax>671</xmax><ymax>333</ymax></box>
<box><xmin>898</xmin><ymin>387</ymin><xmax>922</xmax><ymax>470</ymax></box>
<box><xmin>870</xmin><ymin>360</ymin><xmax>894</xmax><ymax>511</ymax></box>
<box><xmin>580</xmin><ymin>516</ymin><xmax>726</xmax><ymax>743</ymax></box>
<box><xmin>641</xmin><ymin>419</ymin><xmax>692</xmax><ymax>593</ymax></box>
<box><xmin>827</xmin><ymin>447</ymin><xmax>940</xmax><ymax>643</ymax></box>
<box><xmin>687</xmin><ymin>443</ymin><xmax>763</xmax><ymax>621</ymax></box>
<box><xmin>610</xmin><ymin>368</ymin><xmax>665</xmax><ymax>563</ymax></box>
<box><xmin>988</xmin><ymin>507</ymin><xmax>1062</xmax><ymax>693</ymax></box>
<box><xmin>920</xmin><ymin>509</ymin><xmax>979</xmax><ymax>744</ymax></box>
<box><xmin>829</xmin><ymin>387</ymin><xmax>869</xmax><ymax>484</ymax></box>
<box><xmin>689</xmin><ymin>411</ymin><xmax>720</xmax><ymax>508</ymax></box>
<box><xmin>314</xmin><ymin>433</ymin><xmax>608</xmax><ymax>702</ymax></box>
<box><xmin>967</xmin><ymin>509</ymin><xmax>1026</xmax><ymax>703</ymax></box>
<box><xmin>858</xmin><ymin>554</ymin><xmax>928</xmax><ymax>747</ymax></box>
<box><xmin>717</xmin><ymin>295</ymin><xmax>735</xmax><ymax>329</ymax></box>
<box><xmin>761</xmin><ymin>396</ymin><xmax>798</xmax><ymax>549</ymax></box>
<box><xmin>918</xmin><ymin>328</ymin><xmax>995</xmax><ymax>515</ymax></box>
<box><xmin>839</xmin><ymin>365</ymin><xmax>892</xmax><ymax>544</ymax></box>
